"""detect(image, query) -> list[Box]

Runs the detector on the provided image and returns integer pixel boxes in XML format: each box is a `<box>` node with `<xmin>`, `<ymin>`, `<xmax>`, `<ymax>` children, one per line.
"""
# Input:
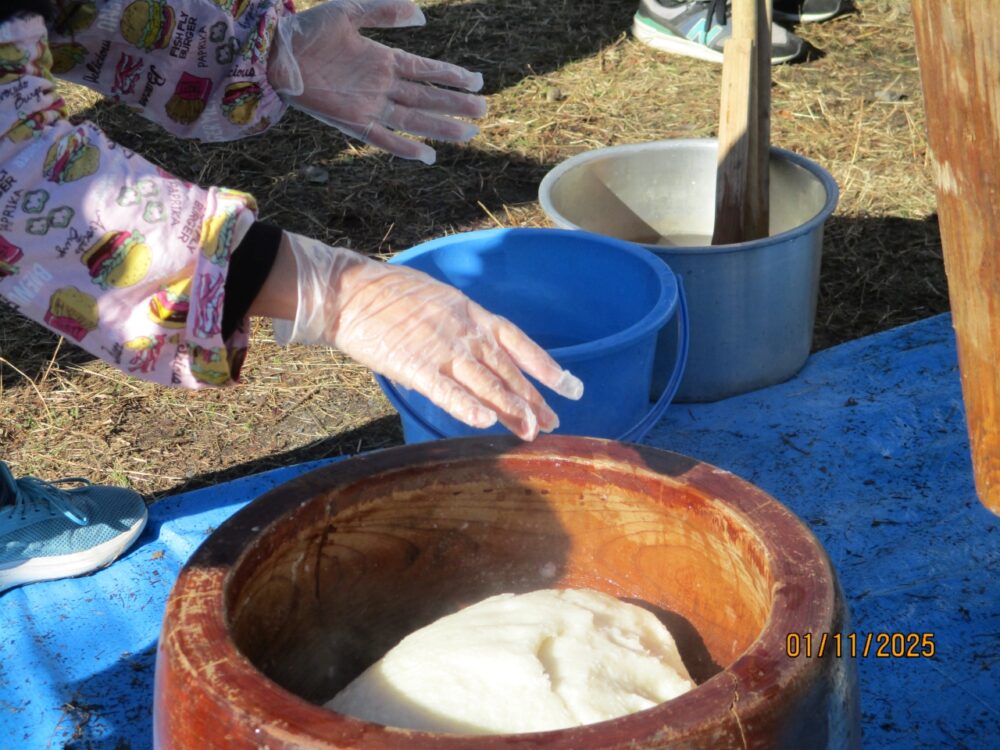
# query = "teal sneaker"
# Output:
<box><xmin>773</xmin><ymin>0</ymin><xmax>843</xmax><ymax>24</ymax></box>
<box><xmin>633</xmin><ymin>0</ymin><xmax>805</xmax><ymax>64</ymax></box>
<box><xmin>0</xmin><ymin>463</ymin><xmax>148</xmax><ymax>593</ymax></box>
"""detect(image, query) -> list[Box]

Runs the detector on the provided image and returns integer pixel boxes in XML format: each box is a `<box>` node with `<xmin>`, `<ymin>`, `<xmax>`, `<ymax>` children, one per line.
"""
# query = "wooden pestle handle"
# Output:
<box><xmin>712</xmin><ymin>0</ymin><xmax>771</xmax><ymax>245</ymax></box>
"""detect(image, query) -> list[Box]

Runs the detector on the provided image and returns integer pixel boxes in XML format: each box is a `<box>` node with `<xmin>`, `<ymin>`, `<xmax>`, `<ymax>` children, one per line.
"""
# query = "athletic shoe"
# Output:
<box><xmin>773</xmin><ymin>0</ymin><xmax>843</xmax><ymax>23</ymax></box>
<box><xmin>0</xmin><ymin>462</ymin><xmax>148</xmax><ymax>593</ymax></box>
<box><xmin>632</xmin><ymin>0</ymin><xmax>805</xmax><ymax>64</ymax></box>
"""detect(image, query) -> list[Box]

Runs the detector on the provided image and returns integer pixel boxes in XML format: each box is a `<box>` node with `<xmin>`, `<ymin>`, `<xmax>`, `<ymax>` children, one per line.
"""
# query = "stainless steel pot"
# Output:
<box><xmin>539</xmin><ymin>139</ymin><xmax>839</xmax><ymax>402</ymax></box>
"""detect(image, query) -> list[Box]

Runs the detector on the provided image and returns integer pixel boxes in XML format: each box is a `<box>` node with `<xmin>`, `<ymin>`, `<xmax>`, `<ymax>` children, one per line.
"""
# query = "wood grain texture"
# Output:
<box><xmin>753</xmin><ymin>0</ymin><xmax>771</xmax><ymax>237</ymax></box>
<box><xmin>154</xmin><ymin>436</ymin><xmax>859</xmax><ymax>749</ymax></box>
<box><xmin>912</xmin><ymin>0</ymin><xmax>1000</xmax><ymax>515</ymax></box>
<box><xmin>713</xmin><ymin>37</ymin><xmax>756</xmax><ymax>246</ymax></box>
<box><xmin>713</xmin><ymin>0</ymin><xmax>769</xmax><ymax>245</ymax></box>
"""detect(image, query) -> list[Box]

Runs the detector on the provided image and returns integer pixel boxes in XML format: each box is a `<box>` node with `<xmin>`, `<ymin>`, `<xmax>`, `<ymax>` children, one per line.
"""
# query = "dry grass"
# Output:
<box><xmin>0</xmin><ymin>0</ymin><xmax>946</xmax><ymax>498</ymax></box>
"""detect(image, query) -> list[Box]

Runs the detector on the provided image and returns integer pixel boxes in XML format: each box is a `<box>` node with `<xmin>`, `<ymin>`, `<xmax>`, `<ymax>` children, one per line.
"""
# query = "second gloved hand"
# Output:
<box><xmin>272</xmin><ymin>233</ymin><xmax>584</xmax><ymax>441</ymax></box>
<box><xmin>268</xmin><ymin>0</ymin><xmax>487</xmax><ymax>165</ymax></box>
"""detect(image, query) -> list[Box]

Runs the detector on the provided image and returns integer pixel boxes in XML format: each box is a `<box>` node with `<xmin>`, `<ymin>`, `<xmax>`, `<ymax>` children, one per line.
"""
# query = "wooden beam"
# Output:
<box><xmin>912</xmin><ymin>0</ymin><xmax>1000</xmax><ymax>515</ymax></box>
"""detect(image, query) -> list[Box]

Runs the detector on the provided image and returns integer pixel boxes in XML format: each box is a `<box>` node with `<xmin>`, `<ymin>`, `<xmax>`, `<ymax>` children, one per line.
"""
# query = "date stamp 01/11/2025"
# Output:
<box><xmin>785</xmin><ymin>632</ymin><xmax>936</xmax><ymax>659</ymax></box>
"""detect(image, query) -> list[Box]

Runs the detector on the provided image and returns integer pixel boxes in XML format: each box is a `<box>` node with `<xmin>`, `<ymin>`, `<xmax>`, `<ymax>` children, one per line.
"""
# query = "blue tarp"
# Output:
<box><xmin>1</xmin><ymin>313</ymin><xmax>997</xmax><ymax>749</ymax></box>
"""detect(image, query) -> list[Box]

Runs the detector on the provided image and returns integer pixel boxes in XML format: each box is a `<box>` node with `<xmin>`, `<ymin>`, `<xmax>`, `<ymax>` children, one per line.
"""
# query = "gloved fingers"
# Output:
<box><xmin>420</xmin><ymin>371</ymin><xmax>498</xmax><ymax>429</ymax></box>
<box><xmin>382</xmin><ymin>101</ymin><xmax>480</xmax><ymax>142</ymax></box>
<box><xmin>392</xmin><ymin>47</ymin><xmax>484</xmax><ymax>92</ymax></box>
<box><xmin>450</xmin><ymin>358</ymin><xmax>540</xmax><ymax>441</ymax></box>
<box><xmin>336</xmin><ymin>119</ymin><xmax>437</xmax><ymax>164</ymax></box>
<box><xmin>344</xmin><ymin>0</ymin><xmax>426</xmax><ymax>29</ymax></box>
<box><xmin>485</xmin><ymin>312</ymin><xmax>585</xmax><ymax>400</ymax></box>
<box><xmin>477</xmin><ymin>344</ymin><xmax>560</xmax><ymax>433</ymax></box>
<box><xmin>391</xmin><ymin>80</ymin><xmax>487</xmax><ymax>119</ymax></box>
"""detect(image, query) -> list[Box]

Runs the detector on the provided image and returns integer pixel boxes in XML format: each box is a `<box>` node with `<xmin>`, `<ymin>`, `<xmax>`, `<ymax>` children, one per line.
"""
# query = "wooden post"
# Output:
<box><xmin>912</xmin><ymin>0</ymin><xmax>1000</xmax><ymax>515</ymax></box>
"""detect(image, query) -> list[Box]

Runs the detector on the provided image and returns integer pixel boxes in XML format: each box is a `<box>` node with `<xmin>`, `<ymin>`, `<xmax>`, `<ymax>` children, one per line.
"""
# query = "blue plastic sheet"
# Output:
<box><xmin>1</xmin><ymin>314</ymin><xmax>997</xmax><ymax>749</ymax></box>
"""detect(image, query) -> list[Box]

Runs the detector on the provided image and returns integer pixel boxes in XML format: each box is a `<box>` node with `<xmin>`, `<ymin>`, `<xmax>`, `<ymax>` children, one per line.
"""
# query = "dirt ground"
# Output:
<box><xmin>0</xmin><ymin>0</ymin><xmax>946</xmax><ymax>499</ymax></box>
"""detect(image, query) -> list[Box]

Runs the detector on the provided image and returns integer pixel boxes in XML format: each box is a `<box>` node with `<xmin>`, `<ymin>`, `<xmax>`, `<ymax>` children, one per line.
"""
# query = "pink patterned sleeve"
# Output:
<box><xmin>1</xmin><ymin>14</ymin><xmax>256</xmax><ymax>387</ymax></box>
<box><xmin>46</xmin><ymin>0</ymin><xmax>295</xmax><ymax>141</ymax></box>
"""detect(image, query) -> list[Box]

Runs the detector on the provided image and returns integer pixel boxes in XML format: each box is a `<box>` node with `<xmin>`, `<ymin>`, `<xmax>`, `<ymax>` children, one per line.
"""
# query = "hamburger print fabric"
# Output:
<box><xmin>0</xmin><ymin>13</ymin><xmax>259</xmax><ymax>388</ymax></box>
<box><xmin>45</xmin><ymin>0</ymin><xmax>292</xmax><ymax>141</ymax></box>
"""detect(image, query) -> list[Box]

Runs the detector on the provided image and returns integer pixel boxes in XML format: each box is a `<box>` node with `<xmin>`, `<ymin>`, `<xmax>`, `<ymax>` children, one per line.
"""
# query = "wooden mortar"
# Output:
<box><xmin>154</xmin><ymin>436</ymin><xmax>859</xmax><ymax>749</ymax></box>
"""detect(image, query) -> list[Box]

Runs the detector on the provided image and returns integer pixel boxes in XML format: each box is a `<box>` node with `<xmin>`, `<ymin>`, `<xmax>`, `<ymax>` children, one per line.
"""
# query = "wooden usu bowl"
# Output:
<box><xmin>154</xmin><ymin>436</ymin><xmax>859</xmax><ymax>749</ymax></box>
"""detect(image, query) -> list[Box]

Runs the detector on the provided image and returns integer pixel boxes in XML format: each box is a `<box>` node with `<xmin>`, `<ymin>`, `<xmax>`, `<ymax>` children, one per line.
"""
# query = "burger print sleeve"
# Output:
<box><xmin>1</xmin><ymin>13</ymin><xmax>258</xmax><ymax>388</ymax></box>
<box><xmin>45</xmin><ymin>0</ymin><xmax>293</xmax><ymax>141</ymax></box>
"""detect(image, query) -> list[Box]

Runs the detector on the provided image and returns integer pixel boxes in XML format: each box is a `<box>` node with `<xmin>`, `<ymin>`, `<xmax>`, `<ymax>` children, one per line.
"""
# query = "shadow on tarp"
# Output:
<box><xmin>59</xmin><ymin>642</ymin><xmax>158</xmax><ymax>750</ymax></box>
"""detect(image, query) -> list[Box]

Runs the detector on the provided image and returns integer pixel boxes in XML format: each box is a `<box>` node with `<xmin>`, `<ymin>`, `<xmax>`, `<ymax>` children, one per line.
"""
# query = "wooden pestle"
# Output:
<box><xmin>912</xmin><ymin>0</ymin><xmax>1000</xmax><ymax>516</ymax></box>
<box><xmin>712</xmin><ymin>0</ymin><xmax>771</xmax><ymax>245</ymax></box>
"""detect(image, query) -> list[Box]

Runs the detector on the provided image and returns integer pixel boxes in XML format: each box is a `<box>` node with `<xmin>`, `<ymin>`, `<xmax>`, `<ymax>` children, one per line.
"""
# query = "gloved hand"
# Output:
<box><xmin>268</xmin><ymin>0</ymin><xmax>487</xmax><ymax>165</ymax></box>
<box><xmin>272</xmin><ymin>233</ymin><xmax>584</xmax><ymax>441</ymax></box>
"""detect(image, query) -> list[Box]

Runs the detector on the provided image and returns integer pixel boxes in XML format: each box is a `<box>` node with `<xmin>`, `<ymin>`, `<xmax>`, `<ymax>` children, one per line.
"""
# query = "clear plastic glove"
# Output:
<box><xmin>272</xmin><ymin>233</ymin><xmax>584</xmax><ymax>441</ymax></box>
<box><xmin>269</xmin><ymin>0</ymin><xmax>487</xmax><ymax>165</ymax></box>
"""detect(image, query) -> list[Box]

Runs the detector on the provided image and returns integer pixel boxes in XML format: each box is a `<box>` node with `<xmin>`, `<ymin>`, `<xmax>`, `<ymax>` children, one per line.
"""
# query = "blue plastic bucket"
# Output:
<box><xmin>375</xmin><ymin>228</ymin><xmax>688</xmax><ymax>444</ymax></box>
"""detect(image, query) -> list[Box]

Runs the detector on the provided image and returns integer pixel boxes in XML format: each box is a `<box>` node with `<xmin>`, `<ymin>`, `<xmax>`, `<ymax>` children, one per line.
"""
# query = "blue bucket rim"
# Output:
<box><xmin>388</xmin><ymin>227</ymin><xmax>679</xmax><ymax>361</ymax></box>
<box><xmin>538</xmin><ymin>138</ymin><xmax>840</xmax><ymax>256</ymax></box>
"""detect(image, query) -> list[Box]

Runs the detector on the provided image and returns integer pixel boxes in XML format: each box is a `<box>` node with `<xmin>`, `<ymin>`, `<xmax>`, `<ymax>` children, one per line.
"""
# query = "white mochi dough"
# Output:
<box><xmin>325</xmin><ymin>588</ymin><xmax>696</xmax><ymax>735</ymax></box>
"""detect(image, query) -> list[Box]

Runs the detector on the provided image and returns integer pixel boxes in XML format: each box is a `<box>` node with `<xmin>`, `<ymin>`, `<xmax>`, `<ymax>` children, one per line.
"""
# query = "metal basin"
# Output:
<box><xmin>154</xmin><ymin>436</ymin><xmax>859</xmax><ymax>749</ymax></box>
<box><xmin>539</xmin><ymin>139</ymin><xmax>839</xmax><ymax>402</ymax></box>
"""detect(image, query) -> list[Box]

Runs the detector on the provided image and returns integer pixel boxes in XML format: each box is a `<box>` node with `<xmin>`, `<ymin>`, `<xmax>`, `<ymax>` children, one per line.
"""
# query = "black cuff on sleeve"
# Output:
<box><xmin>222</xmin><ymin>221</ymin><xmax>282</xmax><ymax>340</ymax></box>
